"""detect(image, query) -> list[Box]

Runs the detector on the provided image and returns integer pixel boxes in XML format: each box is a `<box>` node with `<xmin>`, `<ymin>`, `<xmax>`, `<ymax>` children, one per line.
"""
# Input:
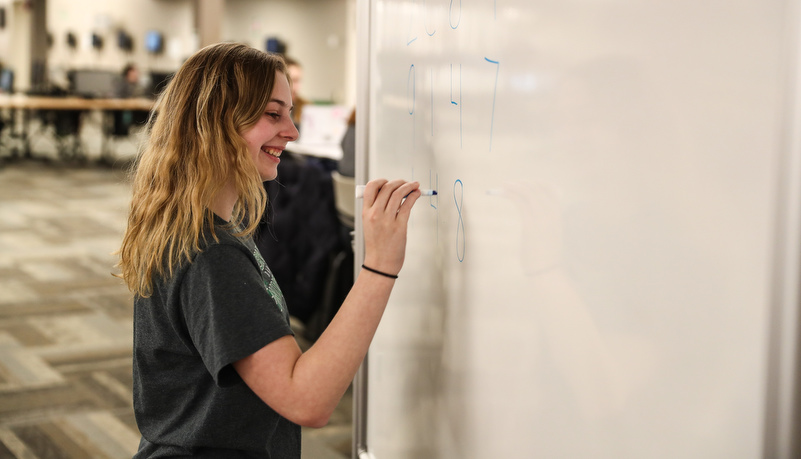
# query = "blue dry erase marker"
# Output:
<box><xmin>355</xmin><ymin>185</ymin><xmax>437</xmax><ymax>198</ymax></box>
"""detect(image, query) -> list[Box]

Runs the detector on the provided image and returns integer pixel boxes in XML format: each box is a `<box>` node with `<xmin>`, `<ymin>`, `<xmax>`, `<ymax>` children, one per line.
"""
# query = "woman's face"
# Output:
<box><xmin>242</xmin><ymin>71</ymin><xmax>299</xmax><ymax>181</ymax></box>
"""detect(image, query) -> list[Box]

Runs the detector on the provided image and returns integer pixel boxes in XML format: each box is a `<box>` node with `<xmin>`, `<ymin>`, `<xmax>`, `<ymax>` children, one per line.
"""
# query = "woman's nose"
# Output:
<box><xmin>284</xmin><ymin>120</ymin><xmax>299</xmax><ymax>141</ymax></box>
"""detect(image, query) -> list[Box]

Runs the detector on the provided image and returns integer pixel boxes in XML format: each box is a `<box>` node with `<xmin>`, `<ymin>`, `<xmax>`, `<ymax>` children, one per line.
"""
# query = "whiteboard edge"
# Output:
<box><xmin>764</xmin><ymin>0</ymin><xmax>801</xmax><ymax>457</ymax></box>
<box><xmin>353</xmin><ymin>0</ymin><xmax>371</xmax><ymax>457</ymax></box>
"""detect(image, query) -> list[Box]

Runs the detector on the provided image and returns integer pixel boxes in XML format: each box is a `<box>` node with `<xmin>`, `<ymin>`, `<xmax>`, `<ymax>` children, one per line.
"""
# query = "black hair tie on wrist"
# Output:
<box><xmin>362</xmin><ymin>264</ymin><xmax>398</xmax><ymax>279</ymax></box>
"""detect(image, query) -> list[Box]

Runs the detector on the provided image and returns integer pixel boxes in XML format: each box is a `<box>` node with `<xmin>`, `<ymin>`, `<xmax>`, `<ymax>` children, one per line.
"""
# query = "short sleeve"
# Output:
<box><xmin>180</xmin><ymin>243</ymin><xmax>294</xmax><ymax>387</ymax></box>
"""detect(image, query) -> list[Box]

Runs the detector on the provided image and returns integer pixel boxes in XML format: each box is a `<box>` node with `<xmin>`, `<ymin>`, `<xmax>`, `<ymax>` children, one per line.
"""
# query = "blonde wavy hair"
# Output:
<box><xmin>116</xmin><ymin>42</ymin><xmax>288</xmax><ymax>297</ymax></box>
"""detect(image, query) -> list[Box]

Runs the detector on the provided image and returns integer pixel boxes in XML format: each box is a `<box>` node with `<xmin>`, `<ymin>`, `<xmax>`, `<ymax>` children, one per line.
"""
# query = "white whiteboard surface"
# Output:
<box><xmin>357</xmin><ymin>0</ymin><xmax>801</xmax><ymax>458</ymax></box>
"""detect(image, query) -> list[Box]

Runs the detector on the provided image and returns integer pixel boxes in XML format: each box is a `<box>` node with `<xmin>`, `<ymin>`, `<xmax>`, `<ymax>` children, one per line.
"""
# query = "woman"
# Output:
<box><xmin>117</xmin><ymin>42</ymin><xmax>421</xmax><ymax>458</ymax></box>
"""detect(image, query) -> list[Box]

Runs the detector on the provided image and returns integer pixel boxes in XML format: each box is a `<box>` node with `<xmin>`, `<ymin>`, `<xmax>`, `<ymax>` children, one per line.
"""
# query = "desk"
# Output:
<box><xmin>0</xmin><ymin>95</ymin><xmax>155</xmax><ymax>162</ymax></box>
<box><xmin>0</xmin><ymin>95</ymin><xmax>154</xmax><ymax>111</ymax></box>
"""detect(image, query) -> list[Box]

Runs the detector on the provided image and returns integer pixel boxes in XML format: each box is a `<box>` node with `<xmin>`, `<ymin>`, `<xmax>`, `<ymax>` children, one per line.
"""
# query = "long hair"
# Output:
<box><xmin>117</xmin><ymin>42</ymin><xmax>287</xmax><ymax>297</ymax></box>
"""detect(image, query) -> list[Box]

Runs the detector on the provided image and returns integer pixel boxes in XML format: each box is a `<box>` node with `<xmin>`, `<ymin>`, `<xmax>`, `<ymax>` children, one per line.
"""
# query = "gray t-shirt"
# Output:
<box><xmin>133</xmin><ymin>218</ymin><xmax>299</xmax><ymax>458</ymax></box>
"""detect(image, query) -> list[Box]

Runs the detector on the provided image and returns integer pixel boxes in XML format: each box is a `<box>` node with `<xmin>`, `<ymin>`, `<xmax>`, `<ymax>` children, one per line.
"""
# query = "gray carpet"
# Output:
<box><xmin>0</xmin><ymin>161</ymin><xmax>351</xmax><ymax>459</ymax></box>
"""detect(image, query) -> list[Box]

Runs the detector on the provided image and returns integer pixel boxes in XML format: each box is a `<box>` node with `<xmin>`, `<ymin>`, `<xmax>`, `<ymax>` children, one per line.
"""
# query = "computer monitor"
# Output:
<box><xmin>0</xmin><ymin>69</ymin><xmax>13</xmax><ymax>93</ymax></box>
<box><xmin>145</xmin><ymin>30</ymin><xmax>163</xmax><ymax>54</ymax></box>
<box><xmin>91</xmin><ymin>33</ymin><xmax>103</xmax><ymax>50</ymax></box>
<box><xmin>71</xmin><ymin>69</ymin><xmax>117</xmax><ymax>98</ymax></box>
<box><xmin>265</xmin><ymin>37</ymin><xmax>286</xmax><ymax>55</ymax></box>
<box><xmin>118</xmin><ymin>30</ymin><xmax>133</xmax><ymax>52</ymax></box>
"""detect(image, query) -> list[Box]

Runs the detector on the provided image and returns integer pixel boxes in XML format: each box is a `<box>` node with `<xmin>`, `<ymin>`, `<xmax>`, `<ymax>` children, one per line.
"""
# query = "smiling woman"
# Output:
<box><xmin>114</xmin><ymin>42</ymin><xmax>422</xmax><ymax>458</ymax></box>
<box><xmin>240</xmin><ymin>71</ymin><xmax>299</xmax><ymax>185</ymax></box>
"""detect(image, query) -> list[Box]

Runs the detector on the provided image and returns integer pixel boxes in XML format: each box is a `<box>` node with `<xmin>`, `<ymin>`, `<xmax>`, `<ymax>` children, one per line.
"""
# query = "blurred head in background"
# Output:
<box><xmin>284</xmin><ymin>56</ymin><xmax>306</xmax><ymax>126</ymax></box>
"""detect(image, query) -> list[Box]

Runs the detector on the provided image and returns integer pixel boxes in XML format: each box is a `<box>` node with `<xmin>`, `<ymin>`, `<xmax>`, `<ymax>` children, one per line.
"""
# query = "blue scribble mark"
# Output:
<box><xmin>454</xmin><ymin>179</ymin><xmax>465</xmax><ymax>262</ymax></box>
<box><xmin>485</xmin><ymin>57</ymin><xmax>499</xmax><ymax>152</ymax></box>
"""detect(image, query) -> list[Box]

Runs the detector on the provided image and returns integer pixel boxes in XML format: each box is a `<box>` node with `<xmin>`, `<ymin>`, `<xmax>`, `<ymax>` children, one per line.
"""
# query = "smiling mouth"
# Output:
<box><xmin>262</xmin><ymin>146</ymin><xmax>282</xmax><ymax>157</ymax></box>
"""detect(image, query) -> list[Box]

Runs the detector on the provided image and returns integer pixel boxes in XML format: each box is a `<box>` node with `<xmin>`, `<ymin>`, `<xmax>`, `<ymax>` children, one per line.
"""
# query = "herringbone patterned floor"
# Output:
<box><xmin>0</xmin><ymin>160</ymin><xmax>351</xmax><ymax>459</ymax></box>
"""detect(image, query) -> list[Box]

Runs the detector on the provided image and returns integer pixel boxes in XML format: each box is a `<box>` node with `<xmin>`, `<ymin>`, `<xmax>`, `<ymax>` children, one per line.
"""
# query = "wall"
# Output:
<box><xmin>6</xmin><ymin>0</ymin><xmax>31</xmax><ymax>90</ymax></box>
<box><xmin>0</xmin><ymin>0</ymin><xmax>42</xmax><ymax>92</ymax></box>
<box><xmin>46</xmin><ymin>0</ymin><xmax>195</xmax><ymax>86</ymax></box>
<box><xmin>0</xmin><ymin>0</ymin><xmax>10</xmax><ymax>66</ymax></box>
<box><xmin>0</xmin><ymin>0</ymin><xmax>354</xmax><ymax>103</ymax></box>
<box><xmin>223</xmin><ymin>0</ymin><xmax>350</xmax><ymax>105</ymax></box>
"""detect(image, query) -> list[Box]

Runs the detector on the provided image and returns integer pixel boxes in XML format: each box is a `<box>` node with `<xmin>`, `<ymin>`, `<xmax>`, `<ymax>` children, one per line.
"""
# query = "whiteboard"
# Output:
<box><xmin>355</xmin><ymin>0</ymin><xmax>801</xmax><ymax>458</ymax></box>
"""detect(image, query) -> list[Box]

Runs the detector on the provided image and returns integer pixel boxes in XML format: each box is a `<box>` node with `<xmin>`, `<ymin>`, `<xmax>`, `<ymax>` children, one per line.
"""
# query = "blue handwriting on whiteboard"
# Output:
<box><xmin>449</xmin><ymin>0</ymin><xmax>462</xmax><ymax>29</ymax></box>
<box><xmin>425</xmin><ymin>0</ymin><xmax>437</xmax><ymax>36</ymax></box>
<box><xmin>454</xmin><ymin>179</ymin><xmax>465</xmax><ymax>262</ymax></box>
<box><xmin>430</xmin><ymin>68</ymin><xmax>434</xmax><ymax>136</ymax></box>
<box><xmin>450</xmin><ymin>63</ymin><xmax>462</xmax><ymax>148</ymax></box>
<box><xmin>407</xmin><ymin>64</ymin><xmax>416</xmax><ymax>115</ymax></box>
<box><xmin>485</xmin><ymin>57</ymin><xmax>499</xmax><ymax>152</ymax></box>
<box><xmin>407</xmin><ymin>0</ymin><xmax>418</xmax><ymax>45</ymax></box>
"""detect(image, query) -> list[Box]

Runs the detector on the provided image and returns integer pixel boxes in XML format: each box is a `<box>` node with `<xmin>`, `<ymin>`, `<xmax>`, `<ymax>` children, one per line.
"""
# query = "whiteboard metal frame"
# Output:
<box><xmin>353</xmin><ymin>0</ymin><xmax>371</xmax><ymax>457</ymax></box>
<box><xmin>764</xmin><ymin>1</ymin><xmax>801</xmax><ymax>457</ymax></box>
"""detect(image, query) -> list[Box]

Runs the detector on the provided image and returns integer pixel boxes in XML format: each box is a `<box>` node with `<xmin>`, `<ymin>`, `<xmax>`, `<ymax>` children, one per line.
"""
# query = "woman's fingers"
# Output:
<box><xmin>360</xmin><ymin>178</ymin><xmax>422</xmax><ymax>275</ymax></box>
<box><xmin>361</xmin><ymin>179</ymin><xmax>388</xmax><ymax>207</ymax></box>
<box><xmin>396</xmin><ymin>187</ymin><xmax>421</xmax><ymax>222</ymax></box>
<box><xmin>369</xmin><ymin>179</ymin><xmax>406</xmax><ymax>213</ymax></box>
<box><xmin>364</xmin><ymin>179</ymin><xmax>420</xmax><ymax>216</ymax></box>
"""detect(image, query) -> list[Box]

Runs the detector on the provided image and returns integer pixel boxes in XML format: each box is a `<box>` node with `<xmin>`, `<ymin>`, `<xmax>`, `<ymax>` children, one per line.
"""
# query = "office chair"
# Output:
<box><xmin>0</xmin><ymin>69</ymin><xmax>15</xmax><ymax>162</ymax></box>
<box><xmin>31</xmin><ymin>109</ymin><xmax>85</xmax><ymax>162</ymax></box>
<box><xmin>305</xmin><ymin>171</ymin><xmax>357</xmax><ymax>341</ymax></box>
<box><xmin>24</xmin><ymin>86</ymin><xmax>86</xmax><ymax>161</ymax></box>
<box><xmin>330</xmin><ymin>170</ymin><xmax>356</xmax><ymax>230</ymax></box>
<box><xmin>100</xmin><ymin>108</ymin><xmax>149</xmax><ymax>164</ymax></box>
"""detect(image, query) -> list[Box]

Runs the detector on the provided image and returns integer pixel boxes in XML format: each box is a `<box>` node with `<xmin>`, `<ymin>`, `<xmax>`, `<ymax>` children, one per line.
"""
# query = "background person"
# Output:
<box><xmin>284</xmin><ymin>56</ymin><xmax>308</xmax><ymax>128</ymax></box>
<box><xmin>338</xmin><ymin>107</ymin><xmax>356</xmax><ymax>177</ymax></box>
<box><xmin>111</xmin><ymin>63</ymin><xmax>148</xmax><ymax>137</ymax></box>
<box><xmin>254</xmin><ymin>54</ymin><xmax>343</xmax><ymax>334</ymax></box>
<box><xmin>113</xmin><ymin>62</ymin><xmax>144</xmax><ymax>98</ymax></box>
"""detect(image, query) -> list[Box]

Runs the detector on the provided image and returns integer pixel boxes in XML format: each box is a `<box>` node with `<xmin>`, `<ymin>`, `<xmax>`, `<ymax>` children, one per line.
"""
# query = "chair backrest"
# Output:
<box><xmin>331</xmin><ymin>170</ymin><xmax>356</xmax><ymax>229</ymax></box>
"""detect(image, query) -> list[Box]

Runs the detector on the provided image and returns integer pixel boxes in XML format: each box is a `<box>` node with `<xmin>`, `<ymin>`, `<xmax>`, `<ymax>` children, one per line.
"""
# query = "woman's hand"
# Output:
<box><xmin>360</xmin><ymin>179</ymin><xmax>421</xmax><ymax>277</ymax></box>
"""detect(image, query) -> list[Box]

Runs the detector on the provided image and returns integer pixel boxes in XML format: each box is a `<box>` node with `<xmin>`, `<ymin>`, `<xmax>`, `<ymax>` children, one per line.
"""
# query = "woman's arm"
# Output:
<box><xmin>234</xmin><ymin>178</ymin><xmax>421</xmax><ymax>427</ymax></box>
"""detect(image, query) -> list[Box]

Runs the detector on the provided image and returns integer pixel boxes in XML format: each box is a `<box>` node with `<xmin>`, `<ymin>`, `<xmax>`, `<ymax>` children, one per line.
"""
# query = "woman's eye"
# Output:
<box><xmin>266</xmin><ymin>112</ymin><xmax>280</xmax><ymax>120</ymax></box>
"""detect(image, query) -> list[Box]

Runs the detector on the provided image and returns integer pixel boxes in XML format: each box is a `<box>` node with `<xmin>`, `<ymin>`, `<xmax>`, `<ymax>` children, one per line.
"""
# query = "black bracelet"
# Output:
<box><xmin>361</xmin><ymin>264</ymin><xmax>398</xmax><ymax>279</ymax></box>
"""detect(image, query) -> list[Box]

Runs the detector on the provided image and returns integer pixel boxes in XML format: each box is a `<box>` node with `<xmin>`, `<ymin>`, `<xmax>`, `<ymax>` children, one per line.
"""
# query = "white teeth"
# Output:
<box><xmin>262</xmin><ymin>147</ymin><xmax>281</xmax><ymax>157</ymax></box>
